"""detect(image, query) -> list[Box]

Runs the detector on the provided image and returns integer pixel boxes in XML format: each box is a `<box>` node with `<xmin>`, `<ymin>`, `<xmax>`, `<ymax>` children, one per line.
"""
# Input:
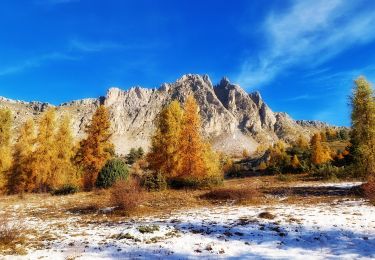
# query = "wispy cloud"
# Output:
<box><xmin>285</xmin><ymin>94</ymin><xmax>316</xmax><ymax>101</ymax></box>
<box><xmin>237</xmin><ymin>0</ymin><xmax>375</xmax><ymax>88</ymax></box>
<box><xmin>35</xmin><ymin>0</ymin><xmax>79</xmax><ymax>5</ymax></box>
<box><xmin>68</xmin><ymin>39</ymin><xmax>126</xmax><ymax>52</ymax></box>
<box><xmin>68</xmin><ymin>39</ymin><xmax>162</xmax><ymax>53</ymax></box>
<box><xmin>0</xmin><ymin>38</ymin><xmax>164</xmax><ymax>77</ymax></box>
<box><xmin>0</xmin><ymin>52</ymin><xmax>77</xmax><ymax>77</ymax></box>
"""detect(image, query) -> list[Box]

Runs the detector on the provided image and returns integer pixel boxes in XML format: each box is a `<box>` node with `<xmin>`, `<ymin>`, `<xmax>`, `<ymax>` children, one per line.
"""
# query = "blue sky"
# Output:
<box><xmin>1</xmin><ymin>0</ymin><xmax>375</xmax><ymax>126</ymax></box>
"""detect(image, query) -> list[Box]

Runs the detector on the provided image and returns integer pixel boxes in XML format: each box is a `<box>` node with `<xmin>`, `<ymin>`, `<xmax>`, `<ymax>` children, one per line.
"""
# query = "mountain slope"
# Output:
<box><xmin>0</xmin><ymin>74</ymin><xmax>328</xmax><ymax>155</ymax></box>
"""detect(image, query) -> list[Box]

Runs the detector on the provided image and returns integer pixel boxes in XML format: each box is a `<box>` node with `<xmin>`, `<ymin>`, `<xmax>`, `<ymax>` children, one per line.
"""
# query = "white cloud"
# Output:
<box><xmin>69</xmin><ymin>39</ymin><xmax>126</xmax><ymax>52</ymax></box>
<box><xmin>237</xmin><ymin>0</ymin><xmax>375</xmax><ymax>88</ymax></box>
<box><xmin>0</xmin><ymin>52</ymin><xmax>77</xmax><ymax>77</ymax></box>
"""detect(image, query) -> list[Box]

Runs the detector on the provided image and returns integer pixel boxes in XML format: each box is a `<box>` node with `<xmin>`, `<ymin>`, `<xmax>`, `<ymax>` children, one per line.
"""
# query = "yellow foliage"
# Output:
<box><xmin>175</xmin><ymin>96</ymin><xmax>207</xmax><ymax>178</ymax></box>
<box><xmin>76</xmin><ymin>105</ymin><xmax>114</xmax><ymax>191</ymax></box>
<box><xmin>242</xmin><ymin>149</ymin><xmax>250</xmax><ymax>158</ymax></box>
<box><xmin>295</xmin><ymin>135</ymin><xmax>309</xmax><ymax>149</ymax></box>
<box><xmin>0</xmin><ymin>109</ymin><xmax>12</xmax><ymax>193</ymax></box>
<box><xmin>310</xmin><ymin>133</ymin><xmax>332</xmax><ymax>165</ymax></box>
<box><xmin>268</xmin><ymin>140</ymin><xmax>289</xmax><ymax>167</ymax></box>
<box><xmin>149</xmin><ymin>96</ymin><xmax>222</xmax><ymax>181</ymax></box>
<box><xmin>31</xmin><ymin>108</ymin><xmax>58</xmax><ymax>192</ymax></box>
<box><xmin>258</xmin><ymin>161</ymin><xmax>267</xmax><ymax>171</ymax></box>
<box><xmin>7</xmin><ymin>119</ymin><xmax>35</xmax><ymax>194</ymax></box>
<box><xmin>148</xmin><ymin>100</ymin><xmax>183</xmax><ymax>177</ymax></box>
<box><xmin>351</xmin><ymin>76</ymin><xmax>375</xmax><ymax>177</ymax></box>
<box><xmin>291</xmin><ymin>155</ymin><xmax>300</xmax><ymax>169</ymax></box>
<box><xmin>53</xmin><ymin>114</ymin><xmax>78</xmax><ymax>188</ymax></box>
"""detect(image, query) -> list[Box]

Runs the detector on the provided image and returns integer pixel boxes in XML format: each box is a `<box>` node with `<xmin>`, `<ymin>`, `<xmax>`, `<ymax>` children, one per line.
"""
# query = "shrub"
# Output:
<box><xmin>201</xmin><ymin>187</ymin><xmax>260</xmax><ymax>202</ymax></box>
<box><xmin>96</xmin><ymin>159</ymin><xmax>129</xmax><ymax>188</ymax></box>
<box><xmin>277</xmin><ymin>174</ymin><xmax>296</xmax><ymax>182</ymax></box>
<box><xmin>51</xmin><ymin>184</ymin><xmax>79</xmax><ymax>196</ymax></box>
<box><xmin>110</xmin><ymin>179</ymin><xmax>144</xmax><ymax>212</ymax></box>
<box><xmin>311</xmin><ymin>163</ymin><xmax>345</xmax><ymax>180</ymax></box>
<box><xmin>141</xmin><ymin>171</ymin><xmax>167</xmax><ymax>191</ymax></box>
<box><xmin>225</xmin><ymin>164</ymin><xmax>246</xmax><ymax>178</ymax></box>
<box><xmin>258</xmin><ymin>211</ymin><xmax>275</xmax><ymax>219</ymax></box>
<box><xmin>0</xmin><ymin>214</ymin><xmax>25</xmax><ymax>254</ymax></box>
<box><xmin>169</xmin><ymin>176</ymin><xmax>223</xmax><ymax>189</ymax></box>
<box><xmin>363</xmin><ymin>176</ymin><xmax>375</xmax><ymax>204</ymax></box>
<box><xmin>137</xmin><ymin>225</ymin><xmax>160</xmax><ymax>234</ymax></box>
<box><xmin>126</xmin><ymin>147</ymin><xmax>144</xmax><ymax>165</ymax></box>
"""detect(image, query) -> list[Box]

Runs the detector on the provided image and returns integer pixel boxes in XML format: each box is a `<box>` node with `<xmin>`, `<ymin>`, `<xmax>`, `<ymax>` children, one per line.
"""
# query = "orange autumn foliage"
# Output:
<box><xmin>310</xmin><ymin>133</ymin><xmax>332</xmax><ymax>165</ymax></box>
<box><xmin>76</xmin><ymin>105</ymin><xmax>114</xmax><ymax>191</ymax></box>
<box><xmin>175</xmin><ymin>96</ymin><xmax>207</xmax><ymax>178</ymax></box>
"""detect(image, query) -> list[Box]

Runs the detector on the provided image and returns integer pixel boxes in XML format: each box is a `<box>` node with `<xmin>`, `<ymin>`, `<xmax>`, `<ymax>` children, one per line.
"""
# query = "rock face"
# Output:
<box><xmin>0</xmin><ymin>74</ymin><xmax>330</xmax><ymax>155</ymax></box>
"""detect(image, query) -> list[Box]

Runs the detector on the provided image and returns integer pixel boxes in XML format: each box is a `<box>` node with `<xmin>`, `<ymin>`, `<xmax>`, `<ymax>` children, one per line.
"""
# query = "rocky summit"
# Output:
<box><xmin>0</xmin><ymin>74</ymin><xmax>330</xmax><ymax>155</ymax></box>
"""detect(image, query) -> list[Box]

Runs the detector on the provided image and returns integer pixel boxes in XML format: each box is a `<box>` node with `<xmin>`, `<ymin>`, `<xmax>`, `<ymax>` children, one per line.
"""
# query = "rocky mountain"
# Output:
<box><xmin>0</xmin><ymin>74</ymin><xmax>330</xmax><ymax>155</ymax></box>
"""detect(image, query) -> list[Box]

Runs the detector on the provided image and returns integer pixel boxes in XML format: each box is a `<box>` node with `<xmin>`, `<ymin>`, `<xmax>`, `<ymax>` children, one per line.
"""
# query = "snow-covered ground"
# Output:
<box><xmin>2</xmin><ymin>183</ymin><xmax>375</xmax><ymax>260</ymax></box>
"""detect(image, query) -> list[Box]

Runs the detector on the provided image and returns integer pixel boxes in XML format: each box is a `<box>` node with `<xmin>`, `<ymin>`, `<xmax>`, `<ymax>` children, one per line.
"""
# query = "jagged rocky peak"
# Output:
<box><xmin>296</xmin><ymin>120</ymin><xmax>330</xmax><ymax>128</ymax></box>
<box><xmin>0</xmin><ymin>73</ymin><xmax>334</xmax><ymax>155</ymax></box>
<box><xmin>249</xmin><ymin>91</ymin><xmax>262</xmax><ymax>106</ymax></box>
<box><xmin>60</xmin><ymin>98</ymin><xmax>99</xmax><ymax>107</ymax></box>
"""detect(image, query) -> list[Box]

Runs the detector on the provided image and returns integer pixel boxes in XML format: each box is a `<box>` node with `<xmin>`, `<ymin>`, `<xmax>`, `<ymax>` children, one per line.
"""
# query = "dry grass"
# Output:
<box><xmin>110</xmin><ymin>179</ymin><xmax>144</xmax><ymax>213</ymax></box>
<box><xmin>201</xmin><ymin>187</ymin><xmax>262</xmax><ymax>203</ymax></box>
<box><xmin>0</xmin><ymin>213</ymin><xmax>27</xmax><ymax>255</ymax></box>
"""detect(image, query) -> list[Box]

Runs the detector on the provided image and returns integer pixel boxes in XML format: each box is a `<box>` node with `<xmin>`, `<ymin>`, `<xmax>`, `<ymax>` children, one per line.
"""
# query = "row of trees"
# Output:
<box><xmin>0</xmin><ymin>105</ymin><xmax>114</xmax><ymax>194</ymax></box>
<box><xmin>261</xmin><ymin>76</ymin><xmax>374</xmax><ymax>181</ymax></box>
<box><xmin>0</xmin><ymin>95</ymin><xmax>222</xmax><ymax>194</ymax></box>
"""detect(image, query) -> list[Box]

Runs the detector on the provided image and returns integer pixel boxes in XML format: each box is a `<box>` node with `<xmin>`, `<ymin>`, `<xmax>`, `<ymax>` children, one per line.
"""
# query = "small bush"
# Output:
<box><xmin>126</xmin><ymin>147</ymin><xmax>144</xmax><ymax>165</ymax></box>
<box><xmin>0</xmin><ymin>214</ymin><xmax>25</xmax><ymax>254</ymax></box>
<box><xmin>110</xmin><ymin>179</ymin><xmax>144</xmax><ymax>212</ymax></box>
<box><xmin>201</xmin><ymin>187</ymin><xmax>260</xmax><ymax>202</ymax></box>
<box><xmin>224</xmin><ymin>164</ymin><xmax>247</xmax><ymax>178</ymax></box>
<box><xmin>277</xmin><ymin>174</ymin><xmax>296</xmax><ymax>182</ymax></box>
<box><xmin>363</xmin><ymin>176</ymin><xmax>375</xmax><ymax>204</ymax></box>
<box><xmin>137</xmin><ymin>225</ymin><xmax>160</xmax><ymax>234</ymax></box>
<box><xmin>258</xmin><ymin>211</ymin><xmax>275</xmax><ymax>219</ymax></box>
<box><xmin>141</xmin><ymin>171</ymin><xmax>167</xmax><ymax>191</ymax></box>
<box><xmin>169</xmin><ymin>176</ymin><xmax>223</xmax><ymax>189</ymax></box>
<box><xmin>311</xmin><ymin>163</ymin><xmax>344</xmax><ymax>180</ymax></box>
<box><xmin>51</xmin><ymin>184</ymin><xmax>79</xmax><ymax>196</ymax></box>
<box><xmin>96</xmin><ymin>159</ymin><xmax>129</xmax><ymax>188</ymax></box>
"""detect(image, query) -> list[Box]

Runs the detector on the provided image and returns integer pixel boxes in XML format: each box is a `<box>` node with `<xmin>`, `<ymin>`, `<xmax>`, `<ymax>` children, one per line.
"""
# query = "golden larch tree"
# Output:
<box><xmin>0</xmin><ymin>108</ymin><xmax>12</xmax><ymax>193</ymax></box>
<box><xmin>295</xmin><ymin>135</ymin><xmax>309</xmax><ymax>149</ymax></box>
<box><xmin>53</xmin><ymin>114</ymin><xmax>77</xmax><ymax>187</ymax></box>
<box><xmin>291</xmin><ymin>154</ymin><xmax>301</xmax><ymax>169</ymax></box>
<box><xmin>32</xmin><ymin>108</ymin><xmax>58</xmax><ymax>191</ymax></box>
<box><xmin>310</xmin><ymin>133</ymin><xmax>331</xmax><ymax>165</ymax></box>
<box><xmin>202</xmin><ymin>141</ymin><xmax>221</xmax><ymax>178</ymax></box>
<box><xmin>7</xmin><ymin>119</ymin><xmax>36</xmax><ymax>194</ymax></box>
<box><xmin>175</xmin><ymin>96</ymin><xmax>207</xmax><ymax>178</ymax></box>
<box><xmin>76</xmin><ymin>105</ymin><xmax>114</xmax><ymax>190</ymax></box>
<box><xmin>350</xmin><ymin>76</ymin><xmax>375</xmax><ymax>177</ymax></box>
<box><xmin>148</xmin><ymin>100</ymin><xmax>183</xmax><ymax>177</ymax></box>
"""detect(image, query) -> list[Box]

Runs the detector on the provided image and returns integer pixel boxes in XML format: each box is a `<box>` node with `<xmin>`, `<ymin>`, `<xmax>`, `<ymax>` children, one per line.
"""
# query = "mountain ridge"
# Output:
<box><xmin>0</xmin><ymin>74</ymin><xmax>334</xmax><ymax>155</ymax></box>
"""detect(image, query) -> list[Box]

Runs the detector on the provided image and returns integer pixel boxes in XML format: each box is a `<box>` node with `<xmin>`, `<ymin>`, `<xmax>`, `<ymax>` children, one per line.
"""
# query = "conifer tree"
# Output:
<box><xmin>7</xmin><ymin>119</ymin><xmax>35</xmax><ymax>194</ymax></box>
<box><xmin>350</xmin><ymin>76</ymin><xmax>375</xmax><ymax>176</ymax></box>
<box><xmin>291</xmin><ymin>154</ymin><xmax>300</xmax><ymax>169</ymax></box>
<box><xmin>296</xmin><ymin>135</ymin><xmax>309</xmax><ymax>149</ymax></box>
<box><xmin>32</xmin><ymin>108</ymin><xmax>58</xmax><ymax>191</ymax></box>
<box><xmin>76</xmin><ymin>105</ymin><xmax>114</xmax><ymax>190</ymax></box>
<box><xmin>148</xmin><ymin>100</ymin><xmax>183</xmax><ymax>177</ymax></box>
<box><xmin>175</xmin><ymin>96</ymin><xmax>207</xmax><ymax>178</ymax></box>
<box><xmin>268</xmin><ymin>140</ymin><xmax>290</xmax><ymax>168</ymax></box>
<box><xmin>0</xmin><ymin>109</ymin><xmax>12</xmax><ymax>192</ymax></box>
<box><xmin>54</xmin><ymin>114</ymin><xmax>77</xmax><ymax>187</ymax></box>
<box><xmin>310</xmin><ymin>133</ymin><xmax>331</xmax><ymax>165</ymax></box>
